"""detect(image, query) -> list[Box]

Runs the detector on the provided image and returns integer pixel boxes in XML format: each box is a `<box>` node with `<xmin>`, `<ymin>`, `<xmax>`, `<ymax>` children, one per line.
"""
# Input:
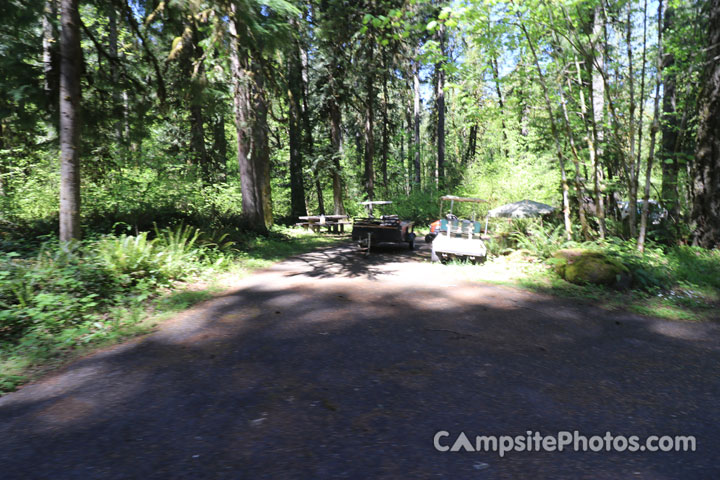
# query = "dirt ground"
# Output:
<box><xmin>1</xmin><ymin>241</ymin><xmax>719</xmax><ymax>479</ymax></box>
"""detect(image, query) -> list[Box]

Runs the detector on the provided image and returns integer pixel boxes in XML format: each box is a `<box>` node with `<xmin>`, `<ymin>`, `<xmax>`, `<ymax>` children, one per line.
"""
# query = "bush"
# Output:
<box><xmin>0</xmin><ymin>245</ymin><xmax>121</xmax><ymax>340</ymax></box>
<box><xmin>0</xmin><ymin>225</ymin><xmax>212</xmax><ymax>343</ymax></box>
<box><xmin>512</xmin><ymin>223</ymin><xmax>571</xmax><ymax>259</ymax></box>
<box><xmin>390</xmin><ymin>190</ymin><xmax>442</xmax><ymax>225</ymax></box>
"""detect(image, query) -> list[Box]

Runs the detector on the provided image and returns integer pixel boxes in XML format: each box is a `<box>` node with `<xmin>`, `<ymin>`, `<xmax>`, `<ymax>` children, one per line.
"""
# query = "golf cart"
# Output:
<box><xmin>427</xmin><ymin>195</ymin><xmax>488</xmax><ymax>264</ymax></box>
<box><xmin>352</xmin><ymin>201</ymin><xmax>416</xmax><ymax>256</ymax></box>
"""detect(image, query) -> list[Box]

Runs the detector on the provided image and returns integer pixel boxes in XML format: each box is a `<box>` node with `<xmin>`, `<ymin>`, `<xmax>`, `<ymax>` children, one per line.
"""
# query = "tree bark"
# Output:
<box><xmin>250</xmin><ymin>60</ymin><xmax>273</xmax><ymax>229</ymax></box>
<box><xmin>638</xmin><ymin>0</ymin><xmax>664</xmax><ymax>252</ymax></box>
<box><xmin>489</xmin><ymin>55</ymin><xmax>508</xmax><ymax>159</ymax></box>
<box><xmin>517</xmin><ymin>16</ymin><xmax>573</xmax><ymax>240</ymax></box>
<box><xmin>300</xmin><ymin>42</ymin><xmax>322</xmax><ymax>215</ymax></box>
<box><xmin>690</xmin><ymin>0</ymin><xmax>720</xmax><ymax>248</ymax></box>
<box><xmin>108</xmin><ymin>4</ymin><xmax>123</xmax><ymax>144</ymax></box>
<box><xmin>590</xmin><ymin>4</ymin><xmax>607</xmax><ymax>238</ymax></box>
<box><xmin>626</xmin><ymin>3</ymin><xmax>638</xmax><ymax>238</ymax></box>
<box><xmin>43</xmin><ymin>0</ymin><xmax>60</xmax><ymax>114</ymax></box>
<box><xmin>229</xmin><ymin>9</ymin><xmax>270</xmax><ymax>232</ymax></box>
<box><xmin>435</xmin><ymin>24</ymin><xmax>446</xmax><ymax>187</ymax></box>
<box><xmin>189</xmin><ymin>103</ymin><xmax>210</xmax><ymax>181</ymax></box>
<box><xmin>659</xmin><ymin>6</ymin><xmax>680</xmax><ymax>230</ymax></box>
<box><xmin>413</xmin><ymin>58</ymin><xmax>421</xmax><ymax>188</ymax></box>
<box><xmin>329</xmin><ymin>96</ymin><xmax>345</xmax><ymax>214</ymax></box>
<box><xmin>287</xmin><ymin>28</ymin><xmax>307</xmax><ymax>220</ymax></box>
<box><xmin>364</xmin><ymin>56</ymin><xmax>375</xmax><ymax>201</ymax></box>
<box><xmin>465</xmin><ymin>123</ymin><xmax>478</xmax><ymax>164</ymax></box>
<box><xmin>546</xmin><ymin>8</ymin><xmax>589</xmax><ymax>239</ymax></box>
<box><xmin>381</xmin><ymin>53</ymin><xmax>390</xmax><ymax>193</ymax></box>
<box><xmin>59</xmin><ymin>0</ymin><xmax>82</xmax><ymax>241</ymax></box>
<box><xmin>211</xmin><ymin>113</ymin><xmax>227</xmax><ymax>179</ymax></box>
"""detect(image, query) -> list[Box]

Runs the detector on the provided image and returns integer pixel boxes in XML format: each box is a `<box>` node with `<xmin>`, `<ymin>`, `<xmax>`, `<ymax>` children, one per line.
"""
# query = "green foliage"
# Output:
<box><xmin>0</xmin><ymin>225</ymin><xmax>343</xmax><ymax>394</ymax></box>
<box><xmin>0</xmin><ymin>224</ymin><xmax>207</xmax><ymax>343</ymax></box>
<box><xmin>0</xmin><ymin>245</ymin><xmax>121</xmax><ymax>341</ymax></box>
<box><xmin>390</xmin><ymin>190</ymin><xmax>441</xmax><ymax>225</ymax></box>
<box><xmin>512</xmin><ymin>223</ymin><xmax>570</xmax><ymax>259</ymax></box>
<box><xmin>96</xmin><ymin>232</ymin><xmax>161</xmax><ymax>283</ymax></box>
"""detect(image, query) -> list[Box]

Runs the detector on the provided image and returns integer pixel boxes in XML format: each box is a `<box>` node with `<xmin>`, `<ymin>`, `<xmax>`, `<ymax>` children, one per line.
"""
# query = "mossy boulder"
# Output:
<box><xmin>552</xmin><ymin>249</ymin><xmax>630</xmax><ymax>288</ymax></box>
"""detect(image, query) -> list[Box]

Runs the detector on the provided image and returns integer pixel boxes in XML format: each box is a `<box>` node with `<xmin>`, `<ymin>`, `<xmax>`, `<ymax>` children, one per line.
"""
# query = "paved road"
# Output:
<box><xmin>1</xmin><ymin>242</ymin><xmax>719</xmax><ymax>479</ymax></box>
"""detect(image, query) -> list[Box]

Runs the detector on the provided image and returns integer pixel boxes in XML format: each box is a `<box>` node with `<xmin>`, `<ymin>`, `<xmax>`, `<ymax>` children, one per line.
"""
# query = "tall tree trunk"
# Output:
<box><xmin>381</xmin><ymin>54</ymin><xmax>390</xmax><ymax>193</ymax></box>
<box><xmin>329</xmin><ymin>96</ymin><xmax>345</xmax><ymax>214</ymax></box>
<box><xmin>250</xmin><ymin>60</ymin><xmax>273</xmax><ymax>229</ymax></box>
<box><xmin>465</xmin><ymin>123</ymin><xmax>478</xmax><ymax>164</ymax></box>
<box><xmin>400</xmin><ymin>112</ymin><xmax>408</xmax><ymax>194</ymax></box>
<box><xmin>405</xmin><ymin>108</ymin><xmax>413</xmax><ymax>193</ymax></box>
<box><xmin>638</xmin><ymin>0</ymin><xmax>664</xmax><ymax>252</ymax></box>
<box><xmin>0</xmin><ymin>121</ymin><xmax>5</xmax><ymax>196</ymax></box>
<box><xmin>189</xmin><ymin>104</ymin><xmax>209</xmax><ymax>181</ymax></box>
<box><xmin>489</xmin><ymin>55</ymin><xmax>508</xmax><ymax>159</ymax></box>
<box><xmin>546</xmin><ymin>8</ymin><xmax>589</xmax><ymax>239</ymax></box>
<box><xmin>59</xmin><ymin>0</ymin><xmax>82</xmax><ymax>241</ymax></box>
<box><xmin>300</xmin><ymin>42</ymin><xmax>321</xmax><ymax>215</ymax></box>
<box><xmin>186</xmin><ymin>23</ymin><xmax>210</xmax><ymax>183</ymax></box>
<box><xmin>690</xmin><ymin>0</ymin><xmax>720</xmax><ymax>248</ymax></box>
<box><xmin>364</xmin><ymin>62</ymin><xmax>375</xmax><ymax>201</ymax></box>
<box><xmin>436</xmin><ymin>25</ymin><xmax>446</xmax><ymax>187</ymax></box>
<box><xmin>634</xmin><ymin>0</ymin><xmax>651</xmax><ymax>242</ymax></box>
<box><xmin>659</xmin><ymin>6</ymin><xmax>680</xmax><ymax>231</ymax></box>
<box><xmin>518</xmin><ymin>16</ymin><xmax>573</xmax><ymax>240</ymax></box>
<box><xmin>211</xmin><ymin>113</ymin><xmax>227</xmax><ymax>179</ymax></box>
<box><xmin>626</xmin><ymin>4</ymin><xmax>638</xmax><ymax>238</ymax></box>
<box><xmin>229</xmin><ymin>10</ymin><xmax>270</xmax><ymax>232</ymax></box>
<box><xmin>43</xmin><ymin>0</ymin><xmax>60</xmax><ymax>114</ymax></box>
<box><xmin>413</xmin><ymin>59</ymin><xmax>421</xmax><ymax>188</ymax></box>
<box><xmin>287</xmin><ymin>30</ymin><xmax>307</xmax><ymax>220</ymax></box>
<box><xmin>558</xmin><ymin>76</ymin><xmax>589</xmax><ymax>240</ymax></box>
<box><xmin>314</xmin><ymin>174</ymin><xmax>325</xmax><ymax>214</ymax></box>
<box><xmin>108</xmin><ymin>4</ymin><xmax>123</xmax><ymax>144</ymax></box>
<box><xmin>590</xmin><ymin>4</ymin><xmax>606</xmax><ymax>237</ymax></box>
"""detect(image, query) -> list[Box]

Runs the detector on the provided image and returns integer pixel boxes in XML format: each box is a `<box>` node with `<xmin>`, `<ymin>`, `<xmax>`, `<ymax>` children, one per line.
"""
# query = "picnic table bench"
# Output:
<box><xmin>296</xmin><ymin>215</ymin><xmax>350</xmax><ymax>234</ymax></box>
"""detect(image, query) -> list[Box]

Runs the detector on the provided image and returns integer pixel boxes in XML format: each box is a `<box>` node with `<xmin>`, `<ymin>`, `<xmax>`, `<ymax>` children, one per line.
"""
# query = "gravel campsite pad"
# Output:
<box><xmin>1</xmin><ymin>242</ymin><xmax>719</xmax><ymax>479</ymax></box>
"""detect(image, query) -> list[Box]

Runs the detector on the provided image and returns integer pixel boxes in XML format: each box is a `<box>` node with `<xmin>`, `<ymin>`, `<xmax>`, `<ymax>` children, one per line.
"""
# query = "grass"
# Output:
<box><xmin>443</xmin><ymin>245</ymin><xmax>720</xmax><ymax>323</ymax></box>
<box><xmin>0</xmin><ymin>226</ymin><xmax>344</xmax><ymax>394</ymax></box>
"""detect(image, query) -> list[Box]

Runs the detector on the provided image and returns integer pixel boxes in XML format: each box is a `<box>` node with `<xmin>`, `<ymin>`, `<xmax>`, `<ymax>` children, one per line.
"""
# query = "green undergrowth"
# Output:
<box><xmin>0</xmin><ymin>226</ymin><xmax>343</xmax><ymax>394</ymax></box>
<box><xmin>446</xmin><ymin>231</ymin><xmax>720</xmax><ymax>323</ymax></box>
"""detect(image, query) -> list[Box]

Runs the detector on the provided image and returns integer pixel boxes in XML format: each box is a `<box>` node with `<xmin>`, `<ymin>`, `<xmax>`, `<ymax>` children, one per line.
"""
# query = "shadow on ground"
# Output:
<box><xmin>279</xmin><ymin>241</ymin><xmax>429</xmax><ymax>280</ymax></box>
<box><xmin>1</xmin><ymin>246</ymin><xmax>719</xmax><ymax>479</ymax></box>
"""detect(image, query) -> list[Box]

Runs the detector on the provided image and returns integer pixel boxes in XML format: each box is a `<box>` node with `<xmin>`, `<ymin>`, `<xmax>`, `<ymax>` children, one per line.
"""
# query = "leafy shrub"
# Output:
<box><xmin>153</xmin><ymin>224</ymin><xmax>202</xmax><ymax>279</ymax></box>
<box><xmin>0</xmin><ymin>245</ymin><xmax>121</xmax><ymax>340</ymax></box>
<box><xmin>96</xmin><ymin>232</ymin><xmax>161</xmax><ymax>283</ymax></box>
<box><xmin>513</xmin><ymin>223</ymin><xmax>571</xmax><ymax>259</ymax></box>
<box><xmin>390</xmin><ymin>190</ymin><xmax>441</xmax><ymax>225</ymax></box>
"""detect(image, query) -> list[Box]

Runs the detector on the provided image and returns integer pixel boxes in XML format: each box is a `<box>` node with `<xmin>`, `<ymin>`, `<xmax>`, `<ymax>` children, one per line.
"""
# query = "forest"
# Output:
<box><xmin>1</xmin><ymin>0</ymin><xmax>720</xmax><ymax>390</ymax></box>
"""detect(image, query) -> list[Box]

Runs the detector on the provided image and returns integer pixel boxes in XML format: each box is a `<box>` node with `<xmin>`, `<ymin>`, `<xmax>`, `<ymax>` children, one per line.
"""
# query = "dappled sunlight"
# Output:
<box><xmin>1</xmin><ymin>245</ymin><xmax>719</xmax><ymax>478</ymax></box>
<box><xmin>649</xmin><ymin>319</ymin><xmax>720</xmax><ymax>345</ymax></box>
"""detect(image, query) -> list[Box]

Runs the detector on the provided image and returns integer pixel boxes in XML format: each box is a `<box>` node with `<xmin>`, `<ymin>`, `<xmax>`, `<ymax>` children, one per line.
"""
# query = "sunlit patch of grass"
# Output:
<box><xmin>628</xmin><ymin>302</ymin><xmax>701</xmax><ymax>322</ymax></box>
<box><xmin>155</xmin><ymin>290</ymin><xmax>215</xmax><ymax>313</ymax></box>
<box><xmin>453</xmin><ymin>249</ymin><xmax>719</xmax><ymax>323</ymax></box>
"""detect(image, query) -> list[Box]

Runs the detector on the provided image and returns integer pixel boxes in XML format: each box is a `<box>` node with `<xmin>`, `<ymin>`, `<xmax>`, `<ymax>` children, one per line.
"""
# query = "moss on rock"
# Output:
<box><xmin>552</xmin><ymin>249</ymin><xmax>630</xmax><ymax>288</ymax></box>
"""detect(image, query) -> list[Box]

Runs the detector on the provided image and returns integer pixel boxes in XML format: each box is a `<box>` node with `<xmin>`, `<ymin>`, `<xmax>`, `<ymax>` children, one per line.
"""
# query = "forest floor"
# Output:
<box><xmin>0</xmin><ymin>240</ymin><xmax>718</xmax><ymax>478</ymax></box>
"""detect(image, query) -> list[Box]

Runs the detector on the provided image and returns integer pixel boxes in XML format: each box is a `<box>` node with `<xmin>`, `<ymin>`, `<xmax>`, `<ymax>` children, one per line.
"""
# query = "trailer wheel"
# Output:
<box><xmin>407</xmin><ymin>233</ymin><xmax>416</xmax><ymax>250</ymax></box>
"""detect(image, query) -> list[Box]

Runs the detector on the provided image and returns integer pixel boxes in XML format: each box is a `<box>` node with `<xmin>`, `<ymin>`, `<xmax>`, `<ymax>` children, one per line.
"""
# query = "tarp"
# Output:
<box><xmin>487</xmin><ymin>200</ymin><xmax>555</xmax><ymax>218</ymax></box>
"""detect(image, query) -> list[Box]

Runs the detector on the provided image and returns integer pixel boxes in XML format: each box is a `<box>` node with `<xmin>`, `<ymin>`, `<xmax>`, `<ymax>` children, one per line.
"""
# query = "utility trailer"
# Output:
<box><xmin>352</xmin><ymin>201</ymin><xmax>416</xmax><ymax>256</ymax></box>
<box><xmin>427</xmin><ymin>195</ymin><xmax>488</xmax><ymax>264</ymax></box>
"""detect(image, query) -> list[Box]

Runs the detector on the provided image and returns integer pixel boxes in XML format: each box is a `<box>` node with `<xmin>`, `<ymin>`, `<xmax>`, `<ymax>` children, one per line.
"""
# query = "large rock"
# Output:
<box><xmin>552</xmin><ymin>249</ymin><xmax>630</xmax><ymax>288</ymax></box>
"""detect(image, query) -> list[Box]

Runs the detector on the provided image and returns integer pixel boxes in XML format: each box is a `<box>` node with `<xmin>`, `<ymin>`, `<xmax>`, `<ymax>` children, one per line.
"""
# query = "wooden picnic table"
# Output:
<box><xmin>296</xmin><ymin>215</ymin><xmax>350</xmax><ymax>233</ymax></box>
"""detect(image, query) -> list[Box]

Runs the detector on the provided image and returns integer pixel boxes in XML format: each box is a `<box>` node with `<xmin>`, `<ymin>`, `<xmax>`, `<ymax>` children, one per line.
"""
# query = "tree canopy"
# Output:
<box><xmin>1</xmin><ymin>0</ymin><xmax>719</xmax><ymax>249</ymax></box>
